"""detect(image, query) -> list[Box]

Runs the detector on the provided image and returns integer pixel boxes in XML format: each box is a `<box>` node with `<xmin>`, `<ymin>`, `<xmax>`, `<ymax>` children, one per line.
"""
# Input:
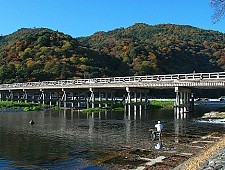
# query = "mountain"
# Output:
<box><xmin>0</xmin><ymin>28</ymin><xmax>129</xmax><ymax>83</ymax></box>
<box><xmin>78</xmin><ymin>23</ymin><xmax>225</xmax><ymax>75</ymax></box>
<box><xmin>1</xmin><ymin>24</ymin><xmax>225</xmax><ymax>84</ymax></box>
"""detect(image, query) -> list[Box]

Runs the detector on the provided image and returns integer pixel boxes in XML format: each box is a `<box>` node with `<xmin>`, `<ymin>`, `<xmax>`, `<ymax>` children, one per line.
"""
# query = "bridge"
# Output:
<box><xmin>1</xmin><ymin>71</ymin><xmax>225</xmax><ymax>116</ymax></box>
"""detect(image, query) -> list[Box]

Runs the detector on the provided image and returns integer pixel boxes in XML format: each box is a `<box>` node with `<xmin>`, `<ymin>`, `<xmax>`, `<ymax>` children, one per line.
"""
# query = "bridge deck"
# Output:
<box><xmin>1</xmin><ymin>72</ymin><xmax>225</xmax><ymax>91</ymax></box>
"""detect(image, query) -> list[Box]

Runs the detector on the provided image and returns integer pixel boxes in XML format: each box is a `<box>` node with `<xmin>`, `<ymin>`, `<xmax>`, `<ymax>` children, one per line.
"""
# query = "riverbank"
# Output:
<box><xmin>0</xmin><ymin>101</ymin><xmax>60</xmax><ymax>111</ymax></box>
<box><xmin>201</xmin><ymin>111</ymin><xmax>225</xmax><ymax>119</ymax></box>
<box><xmin>175</xmin><ymin>134</ymin><xmax>225</xmax><ymax>170</ymax></box>
<box><xmin>149</xmin><ymin>100</ymin><xmax>174</xmax><ymax>110</ymax></box>
<box><xmin>172</xmin><ymin>110</ymin><xmax>225</xmax><ymax>169</ymax></box>
<box><xmin>91</xmin><ymin>131</ymin><xmax>225</xmax><ymax>170</ymax></box>
<box><xmin>0</xmin><ymin>100</ymin><xmax>175</xmax><ymax>113</ymax></box>
<box><xmin>96</xmin><ymin>108</ymin><xmax>225</xmax><ymax>169</ymax></box>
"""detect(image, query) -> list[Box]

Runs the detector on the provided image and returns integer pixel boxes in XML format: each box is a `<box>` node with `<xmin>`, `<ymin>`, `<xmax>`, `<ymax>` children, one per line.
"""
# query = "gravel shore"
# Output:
<box><xmin>175</xmin><ymin>135</ymin><xmax>225</xmax><ymax>170</ymax></box>
<box><xmin>200</xmin><ymin>147</ymin><xmax>225</xmax><ymax>169</ymax></box>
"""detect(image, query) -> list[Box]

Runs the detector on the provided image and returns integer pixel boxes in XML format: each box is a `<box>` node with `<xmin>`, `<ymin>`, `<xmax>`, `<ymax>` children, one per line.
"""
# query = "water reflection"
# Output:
<box><xmin>0</xmin><ymin>108</ymin><xmax>225</xmax><ymax>169</ymax></box>
<box><xmin>174</xmin><ymin>113</ymin><xmax>188</xmax><ymax>143</ymax></box>
<box><xmin>154</xmin><ymin>141</ymin><xmax>163</xmax><ymax>150</ymax></box>
<box><xmin>88</xmin><ymin>112</ymin><xmax>94</xmax><ymax>141</ymax></box>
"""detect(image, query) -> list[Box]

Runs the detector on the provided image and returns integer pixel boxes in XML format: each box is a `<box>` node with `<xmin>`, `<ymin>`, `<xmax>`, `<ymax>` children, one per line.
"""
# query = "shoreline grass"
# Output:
<box><xmin>81</xmin><ymin>106</ymin><xmax>125</xmax><ymax>113</ymax></box>
<box><xmin>0</xmin><ymin>101</ymin><xmax>60</xmax><ymax>111</ymax></box>
<box><xmin>0</xmin><ymin>100</ymin><xmax>175</xmax><ymax>112</ymax></box>
<box><xmin>149</xmin><ymin>100</ymin><xmax>174</xmax><ymax>110</ymax></box>
<box><xmin>0</xmin><ymin>101</ymin><xmax>39</xmax><ymax>108</ymax></box>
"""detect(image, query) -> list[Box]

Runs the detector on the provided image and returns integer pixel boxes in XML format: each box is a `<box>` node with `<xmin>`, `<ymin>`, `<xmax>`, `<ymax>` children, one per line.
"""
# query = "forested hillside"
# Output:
<box><xmin>0</xmin><ymin>28</ymin><xmax>129</xmax><ymax>83</ymax></box>
<box><xmin>78</xmin><ymin>23</ymin><xmax>225</xmax><ymax>75</ymax></box>
<box><xmin>1</xmin><ymin>23</ymin><xmax>225</xmax><ymax>84</ymax></box>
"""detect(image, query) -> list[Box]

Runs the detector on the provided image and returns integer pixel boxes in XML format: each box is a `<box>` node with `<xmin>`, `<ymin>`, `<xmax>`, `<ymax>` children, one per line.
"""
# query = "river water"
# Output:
<box><xmin>0</xmin><ymin>107</ymin><xmax>225</xmax><ymax>169</ymax></box>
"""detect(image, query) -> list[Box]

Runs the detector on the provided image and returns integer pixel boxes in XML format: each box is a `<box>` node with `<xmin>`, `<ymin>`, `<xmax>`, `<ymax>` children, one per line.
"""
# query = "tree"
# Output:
<box><xmin>210</xmin><ymin>0</ymin><xmax>225</xmax><ymax>23</ymax></box>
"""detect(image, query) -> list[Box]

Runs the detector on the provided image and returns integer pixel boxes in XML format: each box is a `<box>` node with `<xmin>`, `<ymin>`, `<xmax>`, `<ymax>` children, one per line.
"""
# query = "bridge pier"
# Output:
<box><xmin>23</xmin><ymin>90</ymin><xmax>27</xmax><ymax>103</ymax></box>
<box><xmin>125</xmin><ymin>87</ymin><xmax>149</xmax><ymax>112</ymax></box>
<box><xmin>88</xmin><ymin>88</ymin><xmax>116</xmax><ymax>109</ymax></box>
<box><xmin>60</xmin><ymin>89</ymin><xmax>65</xmax><ymax>108</ymax></box>
<box><xmin>2</xmin><ymin>91</ymin><xmax>11</xmax><ymax>101</ymax></box>
<box><xmin>98</xmin><ymin>92</ymin><xmax>102</xmax><ymax>108</ymax></box>
<box><xmin>89</xmin><ymin>88</ymin><xmax>95</xmax><ymax>108</ymax></box>
<box><xmin>174</xmin><ymin>87</ymin><xmax>193</xmax><ymax>118</ymax></box>
<box><xmin>49</xmin><ymin>92</ymin><xmax>53</xmax><ymax>106</ymax></box>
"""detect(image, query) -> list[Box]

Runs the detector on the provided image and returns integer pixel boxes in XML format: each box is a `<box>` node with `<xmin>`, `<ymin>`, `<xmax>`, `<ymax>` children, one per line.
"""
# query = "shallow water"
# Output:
<box><xmin>0</xmin><ymin>108</ymin><xmax>225</xmax><ymax>169</ymax></box>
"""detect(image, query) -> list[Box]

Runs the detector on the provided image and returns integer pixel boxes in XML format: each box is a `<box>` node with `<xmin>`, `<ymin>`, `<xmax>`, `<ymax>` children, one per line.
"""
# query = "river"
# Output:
<box><xmin>0</xmin><ymin>107</ymin><xmax>225</xmax><ymax>169</ymax></box>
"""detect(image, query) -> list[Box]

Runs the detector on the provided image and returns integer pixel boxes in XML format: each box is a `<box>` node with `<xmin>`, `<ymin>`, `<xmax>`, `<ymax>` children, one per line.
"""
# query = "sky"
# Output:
<box><xmin>0</xmin><ymin>0</ymin><xmax>225</xmax><ymax>38</ymax></box>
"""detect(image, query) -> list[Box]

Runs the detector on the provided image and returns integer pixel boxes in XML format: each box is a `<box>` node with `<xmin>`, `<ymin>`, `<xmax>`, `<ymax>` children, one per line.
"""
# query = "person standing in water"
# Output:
<box><xmin>155</xmin><ymin>120</ymin><xmax>163</xmax><ymax>138</ymax></box>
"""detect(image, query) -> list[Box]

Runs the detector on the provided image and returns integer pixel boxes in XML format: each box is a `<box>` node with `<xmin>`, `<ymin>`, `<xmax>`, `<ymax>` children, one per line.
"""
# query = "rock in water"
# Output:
<box><xmin>29</xmin><ymin>120</ymin><xmax>34</xmax><ymax>125</ymax></box>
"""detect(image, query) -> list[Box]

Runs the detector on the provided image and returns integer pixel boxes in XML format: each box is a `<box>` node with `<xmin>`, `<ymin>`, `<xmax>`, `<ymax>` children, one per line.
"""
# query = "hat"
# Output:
<box><xmin>158</xmin><ymin>120</ymin><xmax>161</xmax><ymax>124</ymax></box>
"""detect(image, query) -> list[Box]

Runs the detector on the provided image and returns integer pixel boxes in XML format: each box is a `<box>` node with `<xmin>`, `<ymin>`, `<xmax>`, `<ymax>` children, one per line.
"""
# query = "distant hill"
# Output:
<box><xmin>0</xmin><ymin>28</ymin><xmax>129</xmax><ymax>83</ymax></box>
<box><xmin>78</xmin><ymin>23</ymin><xmax>225</xmax><ymax>75</ymax></box>
<box><xmin>1</xmin><ymin>24</ymin><xmax>225</xmax><ymax>84</ymax></box>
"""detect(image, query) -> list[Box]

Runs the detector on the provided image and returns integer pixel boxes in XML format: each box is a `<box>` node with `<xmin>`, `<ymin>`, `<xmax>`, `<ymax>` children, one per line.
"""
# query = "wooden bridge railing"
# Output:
<box><xmin>1</xmin><ymin>72</ymin><xmax>225</xmax><ymax>89</ymax></box>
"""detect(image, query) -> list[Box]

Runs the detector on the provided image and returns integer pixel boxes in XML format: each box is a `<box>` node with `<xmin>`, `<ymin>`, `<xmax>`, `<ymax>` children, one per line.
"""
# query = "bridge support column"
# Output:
<box><xmin>71</xmin><ymin>92</ymin><xmax>75</xmax><ymax>108</ymax></box>
<box><xmin>9</xmin><ymin>91</ymin><xmax>13</xmax><ymax>101</ymax></box>
<box><xmin>190</xmin><ymin>93</ymin><xmax>194</xmax><ymax>111</ymax></box>
<box><xmin>23</xmin><ymin>90</ymin><xmax>28</xmax><ymax>103</ymax></box>
<box><xmin>144</xmin><ymin>93</ymin><xmax>148</xmax><ymax>109</ymax></box>
<box><xmin>3</xmin><ymin>92</ymin><xmax>7</xmax><ymax>101</ymax></box>
<box><xmin>15</xmin><ymin>92</ymin><xmax>19</xmax><ymax>101</ymax></box>
<box><xmin>31</xmin><ymin>92</ymin><xmax>35</xmax><ymax>103</ymax></box>
<box><xmin>111</xmin><ymin>92</ymin><xmax>114</xmax><ymax>106</ymax></box>
<box><xmin>2</xmin><ymin>92</ymin><xmax>7</xmax><ymax>101</ymax></box>
<box><xmin>78</xmin><ymin>92</ymin><xmax>83</xmax><ymax>109</ymax></box>
<box><xmin>38</xmin><ymin>90</ymin><xmax>43</xmax><ymax>105</ymax></box>
<box><xmin>98</xmin><ymin>92</ymin><xmax>102</xmax><ymax>108</ymax></box>
<box><xmin>126</xmin><ymin>87</ymin><xmax>131</xmax><ymax>113</ymax></box>
<box><xmin>1</xmin><ymin>92</ymin><xmax>5</xmax><ymax>101</ymax></box>
<box><xmin>49</xmin><ymin>92</ymin><xmax>52</xmax><ymax>106</ymax></box>
<box><xmin>175</xmin><ymin>87</ymin><xmax>192</xmax><ymax>118</ymax></box>
<box><xmin>125</xmin><ymin>87</ymin><xmax>149</xmax><ymax>113</ymax></box>
<box><xmin>42</xmin><ymin>91</ymin><xmax>45</xmax><ymax>105</ymax></box>
<box><xmin>56</xmin><ymin>92</ymin><xmax>59</xmax><ymax>106</ymax></box>
<box><xmin>134</xmin><ymin>92</ymin><xmax>137</xmax><ymax>113</ymax></box>
<box><xmin>86</xmin><ymin>91</ymin><xmax>90</xmax><ymax>109</ymax></box>
<box><xmin>62</xmin><ymin>89</ymin><xmax>67</xmax><ymax>108</ymax></box>
<box><xmin>89</xmin><ymin>88</ymin><xmax>95</xmax><ymax>108</ymax></box>
<box><xmin>105</xmin><ymin>92</ymin><xmax>108</xmax><ymax>108</ymax></box>
<box><xmin>139</xmin><ymin>92</ymin><xmax>142</xmax><ymax>111</ymax></box>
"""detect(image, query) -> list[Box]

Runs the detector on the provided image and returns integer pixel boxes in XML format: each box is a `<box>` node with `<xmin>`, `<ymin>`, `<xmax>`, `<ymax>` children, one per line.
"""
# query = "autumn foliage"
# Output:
<box><xmin>0</xmin><ymin>28</ymin><xmax>129</xmax><ymax>83</ymax></box>
<box><xmin>78</xmin><ymin>23</ymin><xmax>225</xmax><ymax>75</ymax></box>
<box><xmin>1</xmin><ymin>23</ymin><xmax>225</xmax><ymax>84</ymax></box>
